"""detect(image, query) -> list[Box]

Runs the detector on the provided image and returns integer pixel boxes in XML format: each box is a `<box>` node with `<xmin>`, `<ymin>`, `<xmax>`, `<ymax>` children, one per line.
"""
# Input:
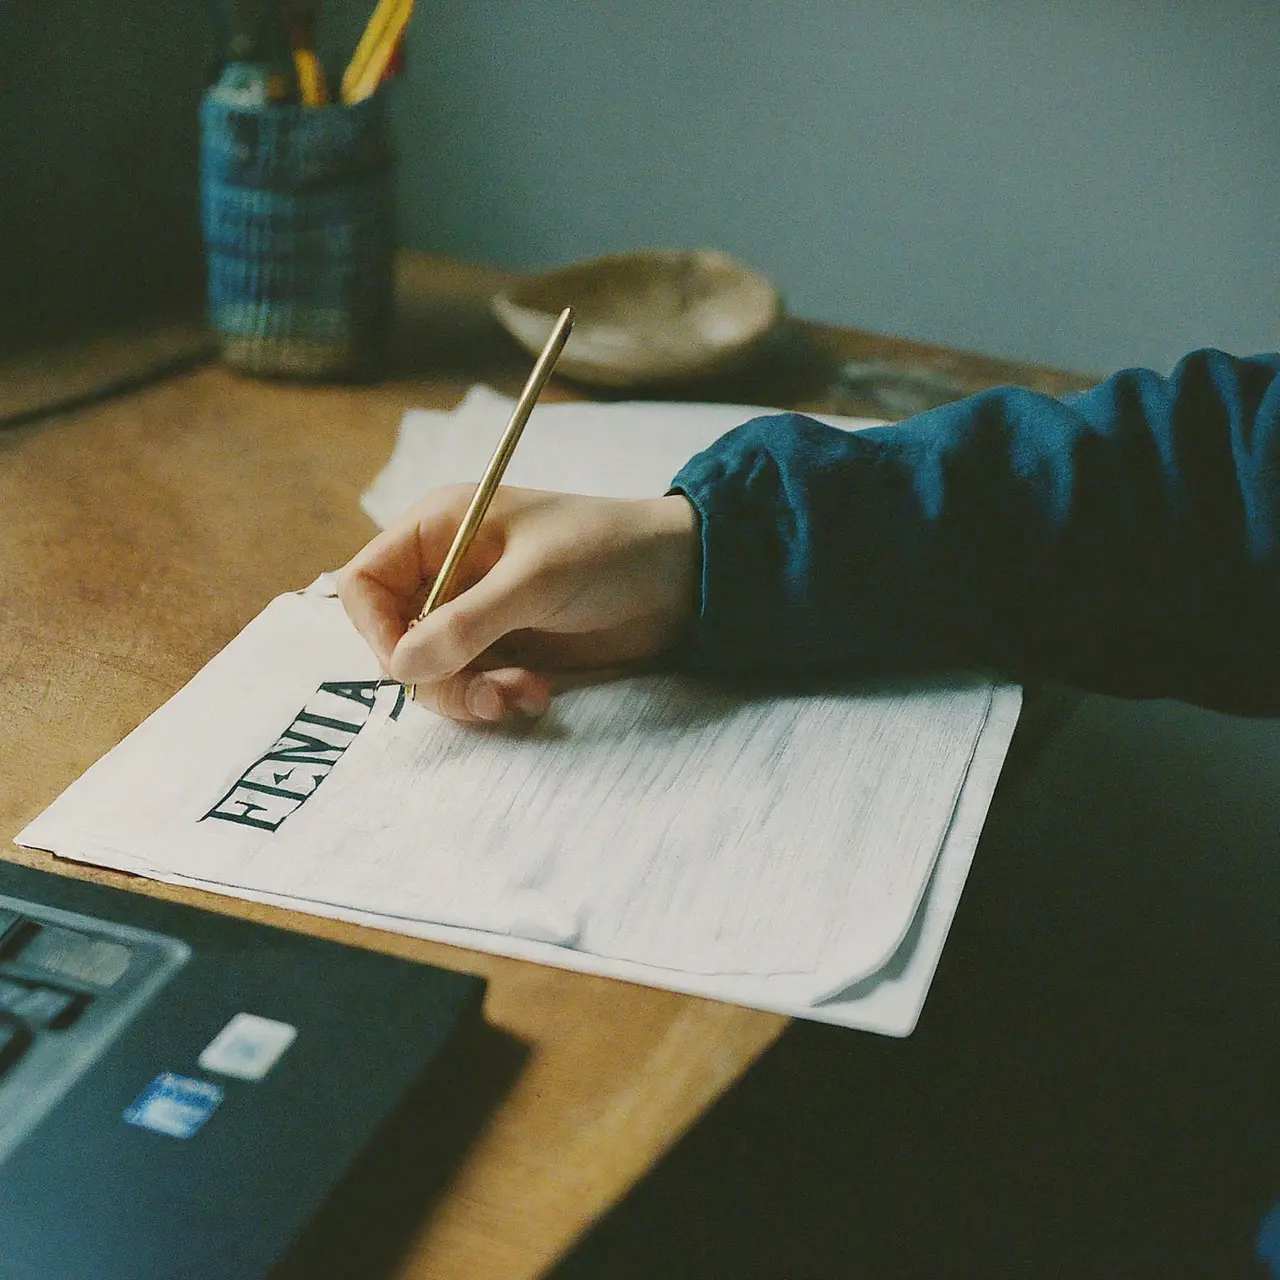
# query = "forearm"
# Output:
<box><xmin>671</xmin><ymin>348</ymin><xmax>1280</xmax><ymax>712</ymax></box>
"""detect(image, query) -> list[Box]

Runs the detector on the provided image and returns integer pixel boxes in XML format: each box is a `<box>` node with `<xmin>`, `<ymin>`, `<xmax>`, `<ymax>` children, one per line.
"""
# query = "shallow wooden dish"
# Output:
<box><xmin>491</xmin><ymin>249</ymin><xmax>782</xmax><ymax>388</ymax></box>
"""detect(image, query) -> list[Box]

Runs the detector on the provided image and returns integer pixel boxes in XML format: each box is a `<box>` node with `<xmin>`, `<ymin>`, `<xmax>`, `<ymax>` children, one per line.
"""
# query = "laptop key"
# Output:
<box><xmin>12</xmin><ymin>925</ymin><xmax>132</xmax><ymax>989</ymax></box>
<box><xmin>13</xmin><ymin>985</ymin><xmax>80</xmax><ymax>1029</ymax></box>
<box><xmin>0</xmin><ymin>915</ymin><xmax>29</xmax><ymax>961</ymax></box>
<box><xmin>0</xmin><ymin>1013</ymin><xmax>31</xmax><ymax>1075</ymax></box>
<box><xmin>0</xmin><ymin>979</ymin><xmax>28</xmax><ymax>1013</ymax></box>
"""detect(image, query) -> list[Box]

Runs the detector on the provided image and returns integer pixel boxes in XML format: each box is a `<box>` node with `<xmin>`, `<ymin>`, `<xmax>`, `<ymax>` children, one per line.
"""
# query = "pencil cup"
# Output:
<box><xmin>199</xmin><ymin>92</ymin><xmax>394</xmax><ymax>379</ymax></box>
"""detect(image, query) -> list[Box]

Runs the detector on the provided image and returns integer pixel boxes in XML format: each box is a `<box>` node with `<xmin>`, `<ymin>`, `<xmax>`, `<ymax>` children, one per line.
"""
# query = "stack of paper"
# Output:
<box><xmin>19</xmin><ymin>389</ymin><xmax>1020</xmax><ymax>1036</ymax></box>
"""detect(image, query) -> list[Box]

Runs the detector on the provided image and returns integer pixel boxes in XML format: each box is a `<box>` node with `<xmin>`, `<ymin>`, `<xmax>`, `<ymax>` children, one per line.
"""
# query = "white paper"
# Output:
<box><xmin>19</xmin><ymin>583</ymin><xmax>1018</xmax><ymax>1032</ymax></box>
<box><xmin>23</xmin><ymin>678</ymin><xmax>1021</xmax><ymax>1036</ymax></box>
<box><xmin>361</xmin><ymin>385</ymin><xmax>886</xmax><ymax>525</ymax></box>
<box><xmin>192</xmin><ymin>673</ymin><xmax>991</xmax><ymax>998</ymax></box>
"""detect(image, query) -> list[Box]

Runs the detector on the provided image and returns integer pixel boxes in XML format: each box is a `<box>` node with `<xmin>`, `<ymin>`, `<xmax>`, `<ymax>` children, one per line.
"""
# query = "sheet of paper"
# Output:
<box><xmin>127</xmin><ymin>671</ymin><xmax>1017</xmax><ymax>1038</ymax></box>
<box><xmin>192</xmin><ymin>675</ymin><xmax>992</xmax><ymax>999</ymax></box>
<box><xmin>18</xmin><ymin>389</ymin><xmax>1021</xmax><ymax>1036</ymax></box>
<box><xmin>19</xmin><ymin>579</ymin><xmax>1019</xmax><ymax>1033</ymax></box>
<box><xmin>360</xmin><ymin>385</ymin><xmax>886</xmax><ymax>525</ymax></box>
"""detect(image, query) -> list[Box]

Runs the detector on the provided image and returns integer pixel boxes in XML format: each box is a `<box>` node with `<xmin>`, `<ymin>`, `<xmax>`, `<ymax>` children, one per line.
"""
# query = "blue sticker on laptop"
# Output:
<box><xmin>123</xmin><ymin>1072</ymin><xmax>224</xmax><ymax>1139</ymax></box>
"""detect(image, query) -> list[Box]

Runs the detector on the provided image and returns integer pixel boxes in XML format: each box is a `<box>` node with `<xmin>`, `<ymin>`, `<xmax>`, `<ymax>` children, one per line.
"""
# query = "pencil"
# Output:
<box><xmin>282</xmin><ymin>0</ymin><xmax>329</xmax><ymax>105</ymax></box>
<box><xmin>405</xmin><ymin>306</ymin><xmax>574</xmax><ymax>702</ymax></box>
<box><xmin>340</xmin><ymin>0</ymin><xmax>414</xmax><ymax>104</ymax></box>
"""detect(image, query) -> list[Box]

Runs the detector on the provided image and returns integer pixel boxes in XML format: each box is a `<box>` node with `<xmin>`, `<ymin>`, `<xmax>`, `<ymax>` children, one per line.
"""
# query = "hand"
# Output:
<box><xmin>337</xmin><ymin>485</ymin><xmax>700</xmax><ymax>723</ymax></box>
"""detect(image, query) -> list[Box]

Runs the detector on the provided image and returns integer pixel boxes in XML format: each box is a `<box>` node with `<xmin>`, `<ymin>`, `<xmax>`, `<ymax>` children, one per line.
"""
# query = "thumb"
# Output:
<box><xmin>385</xmin><ymin>556</ymin><xmax>537</xmax><ymax>684</ymax></box>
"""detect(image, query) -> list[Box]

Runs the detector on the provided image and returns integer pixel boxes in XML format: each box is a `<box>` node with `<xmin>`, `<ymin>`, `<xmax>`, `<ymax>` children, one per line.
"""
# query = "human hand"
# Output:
<box><xmin>337</xmin><ymin>486</ymin><xmax>700</xmax><ymax>723</ymax></box>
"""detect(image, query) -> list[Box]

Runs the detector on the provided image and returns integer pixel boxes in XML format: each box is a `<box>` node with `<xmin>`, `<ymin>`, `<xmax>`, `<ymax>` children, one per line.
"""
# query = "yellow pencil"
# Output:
<box><xmin>293</xmin><ymin>47</ymin><xmax>329</xmax><ymax>106</ymax></box>
<box><xmin>341</xmin><ymin>0</ymin><xmax>414</xmax><ymax>104</ymax></box>
<box><xmin>281</xmin><ymin>0</ymin><xmax>329</xmax><ymax>106</ymax></box>
<box><xmin>406</xmin><ymin>308</ymin><xmax>575</xmax><ymax>702</ymax></box>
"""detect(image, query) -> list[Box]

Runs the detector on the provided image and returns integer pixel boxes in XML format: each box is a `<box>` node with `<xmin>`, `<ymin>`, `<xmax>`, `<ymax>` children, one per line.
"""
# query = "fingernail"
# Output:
<box><xmin>467</xmin><ymin>681</ymin><xmax>504</xmax><ymax>722</ymax></box>
<box><xmin>516</xmin><ymin>690</ymin><xmax>549</xmax><ymax>718</ymax></box>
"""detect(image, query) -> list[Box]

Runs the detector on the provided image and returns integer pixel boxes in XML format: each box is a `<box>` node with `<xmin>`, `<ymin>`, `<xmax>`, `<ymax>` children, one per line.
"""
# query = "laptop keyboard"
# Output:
<box><xmin>0</xmin><ymin>1014</ymin><xmax>31</xmax><ymax>1074</ymax></box>
<box><xmin>0</xmin><ymin>895</ymin><xmax>190</xmax><ymax>1165</ymax></box>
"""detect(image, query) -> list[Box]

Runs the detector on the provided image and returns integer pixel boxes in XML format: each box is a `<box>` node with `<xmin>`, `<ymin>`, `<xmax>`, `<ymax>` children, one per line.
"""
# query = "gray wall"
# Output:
<box><xmin>390</xmin><ymin>1</ymin><xmax>1278</xmax><ymax>374</ymax></box>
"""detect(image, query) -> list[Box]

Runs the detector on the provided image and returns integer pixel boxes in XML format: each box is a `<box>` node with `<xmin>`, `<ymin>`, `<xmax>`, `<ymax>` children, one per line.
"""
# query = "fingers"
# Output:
<box><xmin>337</xmin><ymin>486</ymin><xmax>495</xmax><ymax>668</ymax></box>
<box><xmin>385</xmin><ymin>554</ymin><xmax>542</xmax><ymax>685</ymax></box>
<box><xmin>412</xmin><ymin>667</ymin><xmax>552</xmax><ymax>724</ymax></box>
<box><xmin>336</xmin><ymin>564</ymin><xmax>411</xmax><ymax>670</ymax></box>
<box><xmin>338</xmin><ymin>486</ymin><xmax>700</xmax><ymax>722</ymax></box>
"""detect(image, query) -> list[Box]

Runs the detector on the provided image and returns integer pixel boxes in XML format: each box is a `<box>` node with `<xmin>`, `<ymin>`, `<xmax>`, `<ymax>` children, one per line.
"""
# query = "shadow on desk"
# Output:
<box><xmin>276</xmin><ymin>1017</ymin><xmax>528</xmax><ymax>1280</ymax></box>
<box><xmin>551</xmin><ymin>692</ymin><xmax>1280</xmax><ymax>1278</ymax></box>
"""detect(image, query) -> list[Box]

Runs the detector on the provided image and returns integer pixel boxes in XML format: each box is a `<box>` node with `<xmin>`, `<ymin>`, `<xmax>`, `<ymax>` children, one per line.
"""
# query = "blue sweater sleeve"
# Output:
<box><xmin>669</xmin><ymin>348</ymin><xmax>1280</xmax><ymax>713</ymax></box>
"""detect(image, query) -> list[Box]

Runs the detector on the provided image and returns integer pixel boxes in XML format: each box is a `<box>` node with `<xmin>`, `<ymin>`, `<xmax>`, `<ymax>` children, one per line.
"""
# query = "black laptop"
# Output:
<box><xmin>0</xmin><ymin>861</ymin><xmax>487</xmax><ymax>1280</ymax></box>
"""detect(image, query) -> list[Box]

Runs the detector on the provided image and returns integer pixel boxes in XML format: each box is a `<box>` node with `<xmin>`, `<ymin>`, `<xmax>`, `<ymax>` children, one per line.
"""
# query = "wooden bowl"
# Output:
<box><xmin>491</xmin><ymin>249</ymin><xmax>782</xmax><ymax>388</ymax></box>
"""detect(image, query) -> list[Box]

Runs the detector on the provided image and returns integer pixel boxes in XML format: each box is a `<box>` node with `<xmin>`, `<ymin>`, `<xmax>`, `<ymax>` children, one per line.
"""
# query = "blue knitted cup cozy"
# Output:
<box><xmin>199</xmin><ymin>92</ymin><xmax>394</xmax><ymax>378</ymax></box>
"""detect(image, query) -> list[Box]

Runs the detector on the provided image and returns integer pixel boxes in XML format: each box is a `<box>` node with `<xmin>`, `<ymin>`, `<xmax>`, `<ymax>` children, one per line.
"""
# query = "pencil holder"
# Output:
<box><xmin>199</xmin><ymin>92</ymin><xmax>394</xmax><ymax>379</ymax></box>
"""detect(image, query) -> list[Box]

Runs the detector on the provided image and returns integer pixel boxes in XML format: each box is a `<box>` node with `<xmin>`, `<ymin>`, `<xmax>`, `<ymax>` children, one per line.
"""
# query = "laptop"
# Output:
<box><xmin>0</xmin><ymin>861</ymin><xmax>487</xmax><ymax>1280</ymax></box>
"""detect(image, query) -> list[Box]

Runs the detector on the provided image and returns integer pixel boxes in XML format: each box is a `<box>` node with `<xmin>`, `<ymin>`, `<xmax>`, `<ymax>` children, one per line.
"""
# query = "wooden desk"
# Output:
<box><xmin>0</xmin><ymin>255</ymin><xmax>1089</xmax><ymax>1278</ymax></box>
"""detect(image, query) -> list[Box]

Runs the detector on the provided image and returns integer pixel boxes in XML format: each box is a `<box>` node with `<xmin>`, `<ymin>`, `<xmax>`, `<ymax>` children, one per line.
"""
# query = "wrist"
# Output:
<box><xmin>641</xmin><ymin>494</ymin><xmax>701</xmax><ymax>640</ymax></box>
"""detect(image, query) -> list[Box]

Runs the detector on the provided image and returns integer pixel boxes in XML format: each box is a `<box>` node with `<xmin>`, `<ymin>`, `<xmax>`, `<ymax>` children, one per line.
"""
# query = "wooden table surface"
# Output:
<box><xmin>0</xmin><ymin>254</ymin><xmax>1090</xmax><ymax>1278</ymax></box>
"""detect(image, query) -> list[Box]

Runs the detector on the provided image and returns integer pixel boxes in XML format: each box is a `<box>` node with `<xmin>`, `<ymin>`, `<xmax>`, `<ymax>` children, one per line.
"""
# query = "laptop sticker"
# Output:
<box><xmin>198</xmin><ymin>1013</ymin><xmax>297</xmax><ymax>1081</ymax></box>
<box><xmin>123</xmin><ymin>1073</ymin><xmax>224</xmax><ymax>1139</ymax></box>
